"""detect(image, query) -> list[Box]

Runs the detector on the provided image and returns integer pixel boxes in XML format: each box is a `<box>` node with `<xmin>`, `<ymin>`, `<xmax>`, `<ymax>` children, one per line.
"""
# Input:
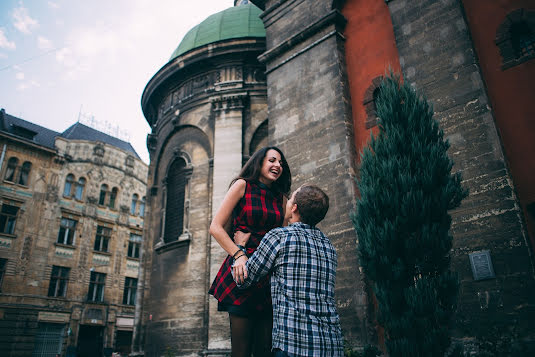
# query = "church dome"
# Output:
<box><xmin>169</xmin><ymin>3</ymin><xmax>265</xmax><ymax>61</ymax></box>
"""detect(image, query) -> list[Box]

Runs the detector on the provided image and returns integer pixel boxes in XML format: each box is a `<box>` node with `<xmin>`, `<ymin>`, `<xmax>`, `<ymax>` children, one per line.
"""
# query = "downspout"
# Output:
<box><xmin>0</xmin><ymin>143</ymin><xmax>7</xmax><ymax>173</ymax></box>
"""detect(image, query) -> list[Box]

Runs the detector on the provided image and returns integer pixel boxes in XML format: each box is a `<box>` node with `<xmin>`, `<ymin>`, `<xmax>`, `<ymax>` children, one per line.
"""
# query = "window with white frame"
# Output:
<box><xmin>128</xmin><ymin>233</ymin><xmax>142</xmax><ymax>259</ymax></box>
<box><xmin>0</xmin><ymin>258</ymin><xmax>6</xmax><ymax>292</ymax></box>
<box><xmin>131</xmin><ymin>194</ymin><xmax>138</xmax><ymax>215</ymax></box>
<box><xmin>0</xmin><ymin>204</ymin><xmax>19</xmax><ymax>235</ymax></box>
<box><xmin>94</xmin><ymin>225</ymin><xmax>111</xmax><ymax>252</ymax></box>
<box><xmin>18</xmin><ymin>162</ymin><xmax>31</xmax><ymax>186</ymax></box>
<box><xmin>47</xmin><ymin>266</ymin><xmax>70</xmax><ymax>297</ymax></box>
<box><xmin>74</xmin><ymin>177</ymin><xmax>86</xmax><ymax>200</ymax></box>
<box><xmin>139</xmin><ymin>196</ymin><xmax>145</xmax><ymax>217</ymax></box>
<box><xmin>57</xmin><ymin>218</ymin><xmax>77</xmax><ymax>245</ymax></box>
<box><xmin>87</xmin><ymin>271</ymin><xmax>105</xmax><ymax>302</ymax></box>
<box><xmin>4</xmin><ymin>157</ymin><xmax>18</xmax><ymax>182</ymax></box>
<box><xmin>122</xmin><ymin>277</ymin><xmax>137</xmax><ymax>305</ymax></box>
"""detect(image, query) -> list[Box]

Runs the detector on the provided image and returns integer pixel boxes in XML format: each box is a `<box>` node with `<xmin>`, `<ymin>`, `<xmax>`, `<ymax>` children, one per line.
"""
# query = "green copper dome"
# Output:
<box><xmin>169</xmin><ymin>4</ymin><xmax>265</xmax><ymax>61</ymax></box>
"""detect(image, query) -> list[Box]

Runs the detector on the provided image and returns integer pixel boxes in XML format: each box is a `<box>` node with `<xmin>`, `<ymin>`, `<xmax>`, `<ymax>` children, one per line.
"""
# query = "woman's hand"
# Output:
<box><xmin>234</xmin><ymin>231</ymin><xmax>251</xmax><ymax>246</ymax></box>
<box><xmin>232</xmin><ymin>255</ymin><xmax>248</xmax><ymax>284</ymax></box>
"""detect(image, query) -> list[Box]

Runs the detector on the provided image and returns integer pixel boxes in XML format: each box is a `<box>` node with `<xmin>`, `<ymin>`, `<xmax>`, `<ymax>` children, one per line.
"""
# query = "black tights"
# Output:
<box><xmin>229</xmin><ymin>312</ymin><xmax>272</xmax><ymax>357</ymax></box>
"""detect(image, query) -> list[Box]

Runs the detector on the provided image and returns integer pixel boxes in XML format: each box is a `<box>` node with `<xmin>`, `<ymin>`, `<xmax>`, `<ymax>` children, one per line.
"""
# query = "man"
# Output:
<box><xmin>233</xmin><ymin>185</ymin><xmax>344</xmax><ymax>356</ymax></box>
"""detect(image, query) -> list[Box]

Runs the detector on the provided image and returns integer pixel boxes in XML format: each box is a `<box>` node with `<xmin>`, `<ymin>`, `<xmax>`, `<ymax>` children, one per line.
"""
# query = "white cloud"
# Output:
<box><xmin>48</xmin><ymin>1</ymin><xmax>60</xmax><ymax>9</ymax></box>
<box><xmin>0</xmin><ymin>53</ymin><xmax>7</xmax><ymax>59</ymax></box>
<box><xmin>55</xmin><ymin>47</ymin><xmax>91</xmax><ymax>80</ymax></box>
<box><xmin>0</xmin><ymin>28</ymin><xmax>16</xmax><ymax>50</ymax></box>
<box><xmin>16</xmin><ymin>72</ymin><xmax>25</xmax><ymax>80</ymax></box>
<box><xmin>17</xmin><ymin>79</ymin><xmax>40</xmax><ymax>91</ymax></box>
<box><xmin>56</xmin><ymin>47</ymin><xmax>75</xmax><ymax>67</ymax></box>
<box><xmin>37</xmin><ymin>36</ymin><xmax>53</xmax><ymax>50</ymax></box>
<box><xmin>12</xmin><ymin>6</ymin><xmax>39</xmax><ymax>34</ymax></box>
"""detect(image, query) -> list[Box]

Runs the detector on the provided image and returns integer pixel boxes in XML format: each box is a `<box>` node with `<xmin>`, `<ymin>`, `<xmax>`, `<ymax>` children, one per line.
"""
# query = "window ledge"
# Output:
<box><xmin>0</xmin><ymin>233</ymin><xmax>17</xmax><ymax>239</ymax></box>
<box><xmin>54</xmin><ymin>242</ymin><xmax>76</xmax><ymax>249</ymax></box>
<box><xmin>126</xmin><ymin>257</ymin><xmax>140</xmax><ymax>261</ymax></box>
<box><xmin>155</xmin><ymin>232</ymin><xmax>191</xmax><ymax>254</ymax></box>
<box><xmin>93</xmin><ymin>250</ymin><xmax>112</xmax><ymax>256</ymax></box>
<box><xmin>502</xmin><ymin>53</ymin><xmax>535</xmax><ymax>70</ymax></box>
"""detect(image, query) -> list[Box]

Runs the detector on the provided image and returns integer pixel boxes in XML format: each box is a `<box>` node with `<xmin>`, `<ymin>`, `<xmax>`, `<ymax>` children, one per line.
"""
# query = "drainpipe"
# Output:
<box><xmin>0</xmin><ymin>143</ymin><xmax>6</xmax><ymax>173</ymax></box>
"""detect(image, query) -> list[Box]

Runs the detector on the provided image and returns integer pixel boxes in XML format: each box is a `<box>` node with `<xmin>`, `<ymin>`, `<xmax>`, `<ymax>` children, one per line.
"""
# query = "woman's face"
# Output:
<box><xmin>259</xmin><ymin>149</ymin><xmax>283</xmax><ymax>185</ymax></box>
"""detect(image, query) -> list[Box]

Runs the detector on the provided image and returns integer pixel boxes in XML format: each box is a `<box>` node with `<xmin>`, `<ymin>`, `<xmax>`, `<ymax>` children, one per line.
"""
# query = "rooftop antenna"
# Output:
<box><xmin>77</xmin><ymin>108</ymin><xmax>131</xmax><ymax>142</ymax></box>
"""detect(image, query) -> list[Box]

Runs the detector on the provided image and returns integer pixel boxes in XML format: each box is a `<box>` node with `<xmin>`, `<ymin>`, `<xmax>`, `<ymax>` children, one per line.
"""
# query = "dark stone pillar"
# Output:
<box><xmin>252</xmin><ymin>0</ymin><xmax>373</xmax><ymax>347</ymax></box>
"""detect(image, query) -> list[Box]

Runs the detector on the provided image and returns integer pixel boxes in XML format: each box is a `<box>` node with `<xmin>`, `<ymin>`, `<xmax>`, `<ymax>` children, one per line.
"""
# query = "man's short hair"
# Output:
<box><xmin>294</xmin><ymin>185</ymin><xmax>329</xmax><ymax>226</ymax></box>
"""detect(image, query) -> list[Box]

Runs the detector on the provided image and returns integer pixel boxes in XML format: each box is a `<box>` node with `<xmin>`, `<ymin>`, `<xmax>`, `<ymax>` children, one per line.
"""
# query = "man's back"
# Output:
<box><xmin>245</xmin><ymin>222</ymin><xmax>344</xmax><ymax>356</ymax></box>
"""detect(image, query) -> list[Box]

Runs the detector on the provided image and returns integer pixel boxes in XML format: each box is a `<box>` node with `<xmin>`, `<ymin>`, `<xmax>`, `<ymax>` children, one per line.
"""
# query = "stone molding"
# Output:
<box><xmin>211</xmin><ymin>93</ymin><xmax>248</xmax><ymax>112</ymax></box>
<box><xmin>258</xmin><ymin>10</ymin><xmax>347</xmax><ymax>65</ymax></box>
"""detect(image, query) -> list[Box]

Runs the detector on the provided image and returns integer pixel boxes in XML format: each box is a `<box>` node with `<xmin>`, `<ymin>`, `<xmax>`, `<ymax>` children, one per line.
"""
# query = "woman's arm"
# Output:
<box><xmin>209</xmin><ymin>179</ymin><xmax>247</xmax><ymax>257</ymax></box>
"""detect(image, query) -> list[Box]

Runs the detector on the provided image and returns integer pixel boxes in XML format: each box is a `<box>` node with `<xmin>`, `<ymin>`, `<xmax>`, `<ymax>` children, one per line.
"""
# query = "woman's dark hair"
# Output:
<box><xmin>231</xmin><ymin>146</ymin><xmax>291</xmax><ymax>196</ymax></box>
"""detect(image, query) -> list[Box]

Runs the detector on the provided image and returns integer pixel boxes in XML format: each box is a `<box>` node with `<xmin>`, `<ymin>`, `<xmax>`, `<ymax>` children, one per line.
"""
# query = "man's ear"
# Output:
<box><xmin>291</xmin><ymin>203</ymin><xmax>298</xmax><ymax>214</ymax></box>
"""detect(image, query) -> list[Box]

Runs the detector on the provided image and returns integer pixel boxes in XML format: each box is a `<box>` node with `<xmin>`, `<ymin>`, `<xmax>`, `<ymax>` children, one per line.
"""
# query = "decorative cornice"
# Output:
<box><xmin>258</xmin><ymin>10</ymin><xmax>346</xmax><ymax>64</ymax></box>
<box><xmin>211</xmin><ymin>93</ymin><xmax>248</xmax><ymax>112</ymax></box>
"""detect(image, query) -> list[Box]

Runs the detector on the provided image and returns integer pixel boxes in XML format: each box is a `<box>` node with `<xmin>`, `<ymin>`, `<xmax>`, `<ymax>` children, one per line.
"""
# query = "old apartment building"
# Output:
<box><xmin>0</xmin><ymin>108</ymin><xmax>148</xmax><ymax>357</ymax></box>
<box><xmin>135</xmin><ymin>0</ymin><xmax>534</xmax><ymax>355</ymax></box>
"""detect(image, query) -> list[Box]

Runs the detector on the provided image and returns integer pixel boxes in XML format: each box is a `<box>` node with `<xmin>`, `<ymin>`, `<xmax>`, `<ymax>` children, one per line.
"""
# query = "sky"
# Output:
<box><xmin>0</xmin><ymin>0</ymin><xmax>236</xmax><ymax>163</ymax></box>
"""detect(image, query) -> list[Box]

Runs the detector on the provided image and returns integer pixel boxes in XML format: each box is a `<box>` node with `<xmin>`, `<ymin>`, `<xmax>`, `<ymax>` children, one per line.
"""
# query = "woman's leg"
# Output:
<box><xmin>251</xmin><ymin>310</ymin><xmax>273</xmax><ymax>357</ymax></box>
<box><xmin>229</xmin><ymin>313</ymin><xmax>253</xmax><ymax>357</ymax></box>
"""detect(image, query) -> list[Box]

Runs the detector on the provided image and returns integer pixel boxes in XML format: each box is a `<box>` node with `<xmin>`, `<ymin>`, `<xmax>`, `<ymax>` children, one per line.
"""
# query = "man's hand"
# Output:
<box><xmin>234</xmin><ymin>231</ymin><xmax>251</xmax><ymax>246</ymax></box>
<box><xmin>232</xmin><ymin>254</ymin><xmax>248</xmax><ymax>284</ymax></box>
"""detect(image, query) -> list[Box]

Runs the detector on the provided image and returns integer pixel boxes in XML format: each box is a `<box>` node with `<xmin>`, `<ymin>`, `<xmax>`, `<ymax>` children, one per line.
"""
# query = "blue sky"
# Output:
<box><xmin>0</xmin><ymin>0</ymin><xmax>235</xmax><ymax>163</ymax></box>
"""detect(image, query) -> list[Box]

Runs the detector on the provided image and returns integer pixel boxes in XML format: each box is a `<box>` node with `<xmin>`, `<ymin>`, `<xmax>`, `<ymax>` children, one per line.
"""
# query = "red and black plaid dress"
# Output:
<box><xmin>209</xmin><ymin>179</ymin><xmax>284</xmax><ymax>314</ymax></box>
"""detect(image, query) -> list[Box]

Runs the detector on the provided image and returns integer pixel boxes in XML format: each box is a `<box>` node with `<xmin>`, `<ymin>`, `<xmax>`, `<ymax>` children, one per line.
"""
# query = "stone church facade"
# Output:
<box><xmin>0</xmin><ymin>109</ymin><xmax>148</xmax><ymax>357</ymax></box>
<box><xmin>136</xmin><ymin>0</ymin><xmax>535</xmax><ymax>355</ymax></box>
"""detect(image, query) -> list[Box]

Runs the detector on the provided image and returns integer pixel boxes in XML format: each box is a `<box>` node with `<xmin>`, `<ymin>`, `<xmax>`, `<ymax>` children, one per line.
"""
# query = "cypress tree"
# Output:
<box><xmin>353</xmin><ymin>74</ymin><xmax>468</xmax><ymax>357</ymax></box>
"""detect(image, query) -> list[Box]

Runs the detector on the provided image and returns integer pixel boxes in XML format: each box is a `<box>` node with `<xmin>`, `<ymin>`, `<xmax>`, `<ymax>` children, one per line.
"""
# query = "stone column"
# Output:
<box><xmin>207</xmin><ymin>93</ymin><xmax>246</xmax><ymax>352</ymax></box>
<box><xmin>251</xmin><ymin>0</ymin><xmax>373</xmax><ymax>347</ymax></box>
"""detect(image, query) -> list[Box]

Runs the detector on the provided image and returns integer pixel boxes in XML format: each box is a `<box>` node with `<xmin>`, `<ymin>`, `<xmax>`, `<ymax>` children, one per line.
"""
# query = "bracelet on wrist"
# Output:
<box><xmin>232</xmin><ymin>249</ymin><xmax>242</xmax><ymax>259</ymax></box>
<box><xmin>234</xmin><ymin>253</ymin><xmax>245</xmax><ymax>260</ymax></box>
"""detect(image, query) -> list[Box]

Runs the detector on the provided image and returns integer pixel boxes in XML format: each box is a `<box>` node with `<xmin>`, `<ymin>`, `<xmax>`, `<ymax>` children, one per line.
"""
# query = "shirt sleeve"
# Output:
<box><xmin>236</xmin><ymin>229</ymin><xmax>281</xmax><ymax>289</ymax></box>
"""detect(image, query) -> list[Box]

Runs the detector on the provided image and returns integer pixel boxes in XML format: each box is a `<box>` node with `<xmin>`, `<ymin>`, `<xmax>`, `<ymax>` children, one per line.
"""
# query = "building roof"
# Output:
<box><xmin>60</xmin><ymin>122</ymin><xmax>140</xmax><ymax>159</ymax></box>
<box><xmin>0</xmin><ymin>109</ymin><xmax>140</xmax><ymax>158</ymax></box>
<box><xmin>0</xmin><ymin>109</ymin><xmax>60</xmax><ymax>150</ymax></box>
<box><xmin>169</xmin><ymin>3</ymin><xmax>265</xmax><ymax>61</ymax></box>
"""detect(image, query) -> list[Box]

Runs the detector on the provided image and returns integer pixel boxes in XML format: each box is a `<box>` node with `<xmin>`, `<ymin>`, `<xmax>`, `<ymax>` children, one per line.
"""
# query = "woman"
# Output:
<box><xmin>209</xmin><ymin>146</ymin><xmax>291</xmax><ymax>357</ymax></box>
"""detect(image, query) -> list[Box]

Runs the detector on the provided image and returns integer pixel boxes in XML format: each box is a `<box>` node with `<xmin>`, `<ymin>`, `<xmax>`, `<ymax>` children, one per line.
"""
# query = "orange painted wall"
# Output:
<box><xmin>462</xmin><ymin>0</ymin><xmax>535</xmax><ymax>249</ymax></box>
<box><xmin>342</xmin><ymin>0</ymin><xmax>401</xmax><ymax>163</ymax></box>
<box><xmin>342</xmin><ymin>0</ymin><xmax>402</xmax><ymax>349</ymax></box>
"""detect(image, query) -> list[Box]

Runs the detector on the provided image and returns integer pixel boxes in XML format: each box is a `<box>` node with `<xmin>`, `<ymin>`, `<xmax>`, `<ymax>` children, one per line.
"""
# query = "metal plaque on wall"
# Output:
<box><xmin>469</xmin><ymin>250</ymin><xmax>495</xmax><ymax>281</ymax></box>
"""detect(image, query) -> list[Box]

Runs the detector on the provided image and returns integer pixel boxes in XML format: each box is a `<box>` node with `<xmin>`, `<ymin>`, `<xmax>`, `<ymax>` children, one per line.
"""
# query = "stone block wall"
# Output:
<box><xmin>387</xmin><ymin>0</ymin><xmax>535</xmax><ymax>349</ymax></box>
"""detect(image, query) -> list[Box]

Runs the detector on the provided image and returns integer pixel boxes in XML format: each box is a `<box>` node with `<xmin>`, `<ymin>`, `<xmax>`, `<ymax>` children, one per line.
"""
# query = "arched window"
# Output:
<box><xmin>139</xmin><ymin>197</ymin><xmax>146</xmax><ymax>217</ymax></box>
<box><xmin>99</xmin><ymin>184</ymin><xmax>108</xmax><ymax>205</ymax></box>
<box><xmin>363</xmin><ymin>76</ymin><xmax>384</xmax><ymax>129</ymax></box>
<box><xmin>109</xmin><ymin>187</ymin><xmax>118</xmax><ymax>209</ymax></box>
<box><xmin>496</xmin><ymin>9</ymin><xmax>535</xmax><ymax>69</ymax></box>
<box><xmin>511</xmin><ymin>22</ymin><xmax>535</xmax><ymax>58</ymax></box>
<box><xmin>164</xmin><ymin>158</ymin><xmax>187</xmax><ymax>242</ymax></box>
<box><xmin>4</xmin><ymin>157</ymin><xmax>18</xmax><ymax>182</ymax></box>
<box><xmin>75</xmin><ymin>177</ymin><xmax>86</xmax><ymax>200</ymax></box>
<box><xmin>131</xmin><ymin>194</ymin><xmax>138</xmax><ymax>215</ymax></box>
<box><xmin>18</xmin><ymin>161</ymin><xmax>31</xmax><ymax>186</ymax></box>
<box><xmin>63</xmin><ymin>174</ymin><xmax>75</xmax><ymax>197</ymax></box>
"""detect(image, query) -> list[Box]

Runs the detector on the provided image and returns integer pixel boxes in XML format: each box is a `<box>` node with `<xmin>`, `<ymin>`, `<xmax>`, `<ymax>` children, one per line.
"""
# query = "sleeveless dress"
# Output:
<box><xmin>209</xmin><ymin>180</ymin><xmax>284</xmax><ymax>314</ymax></box>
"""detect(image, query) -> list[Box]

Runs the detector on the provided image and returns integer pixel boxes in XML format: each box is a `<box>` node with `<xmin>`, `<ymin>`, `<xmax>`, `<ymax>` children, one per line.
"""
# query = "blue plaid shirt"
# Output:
<box><xmin>239</xmin><ymin>222</ymin><xmax>344</xmax><ymax>356</ymax></box>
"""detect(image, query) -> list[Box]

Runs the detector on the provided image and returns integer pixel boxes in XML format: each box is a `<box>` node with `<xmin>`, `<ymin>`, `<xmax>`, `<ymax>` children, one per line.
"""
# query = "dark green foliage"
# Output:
<box><xmin>345</xmin><ymin>344</ymin><xmax>383</xmax><ymax>357</ymax></box>
<box><xmin>353</xmin><ymin>74</ymin><xmax>468</xmax><ymax>357</ymax></box>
